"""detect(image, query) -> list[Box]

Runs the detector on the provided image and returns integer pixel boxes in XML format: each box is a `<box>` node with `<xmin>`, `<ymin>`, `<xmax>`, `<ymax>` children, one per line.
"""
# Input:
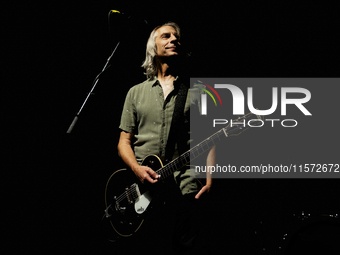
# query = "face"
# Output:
<box><xmin>155</xmin><ymin>26</ymin><xmax>181</xmax><ymax>58</ymax></box>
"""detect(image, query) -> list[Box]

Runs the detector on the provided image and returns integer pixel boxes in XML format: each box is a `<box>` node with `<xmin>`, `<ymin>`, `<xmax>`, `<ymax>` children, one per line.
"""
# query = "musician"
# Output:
<box><xmin>117</xmin><ymin>22</ymin><xmax>215</xmax><ymax>253</ymax></box>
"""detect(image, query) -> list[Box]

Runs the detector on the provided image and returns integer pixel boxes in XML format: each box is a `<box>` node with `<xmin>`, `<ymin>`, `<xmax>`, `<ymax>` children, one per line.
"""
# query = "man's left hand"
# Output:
<box><xmin>195</xmin><ymin>184</ymin><xmax>211</xmax><ymax>199</ymax></box>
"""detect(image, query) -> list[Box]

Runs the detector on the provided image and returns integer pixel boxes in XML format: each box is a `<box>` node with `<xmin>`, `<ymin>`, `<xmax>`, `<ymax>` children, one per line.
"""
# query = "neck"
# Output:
<box><xmin>156</xmin><ymin>57</ymin><xmax>179</xmax><ymax>82</ymax></box>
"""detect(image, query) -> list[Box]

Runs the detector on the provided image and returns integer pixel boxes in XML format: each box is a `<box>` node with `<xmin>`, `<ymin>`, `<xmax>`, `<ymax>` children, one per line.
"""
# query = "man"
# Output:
<box><xmin>117</xmin><ymin>22</ymin><xmax>214</xmax><ymax>252</ymax></box>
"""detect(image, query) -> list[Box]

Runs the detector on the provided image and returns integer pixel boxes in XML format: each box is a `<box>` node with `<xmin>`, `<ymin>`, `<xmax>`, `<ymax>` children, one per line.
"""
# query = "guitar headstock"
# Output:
<box><xmin>224</xmin><ymin>111</ymin><xmax>264</xmax><ymax>136</ymax></box>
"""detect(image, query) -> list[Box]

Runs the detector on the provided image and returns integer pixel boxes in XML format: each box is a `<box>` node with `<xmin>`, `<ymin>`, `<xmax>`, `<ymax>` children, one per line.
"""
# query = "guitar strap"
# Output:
<box><xmin>164</xmin><ymin>82</ymin><xmax>189</xmax><ymax>163</ymax></box>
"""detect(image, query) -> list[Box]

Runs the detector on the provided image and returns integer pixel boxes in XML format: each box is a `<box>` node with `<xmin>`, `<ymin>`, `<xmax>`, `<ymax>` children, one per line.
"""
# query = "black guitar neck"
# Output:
<box><xmin>156</xmin><ymin>112</ymin><xmax>263</xmax><ymax>180</ymax></box>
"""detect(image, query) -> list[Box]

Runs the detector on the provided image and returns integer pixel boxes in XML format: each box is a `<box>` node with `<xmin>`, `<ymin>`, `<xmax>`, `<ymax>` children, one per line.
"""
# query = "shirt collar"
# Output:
<box><xmin>151</xmin><ymin>76</ymin><xmax>179</xmax><ymax>87</ymax></box>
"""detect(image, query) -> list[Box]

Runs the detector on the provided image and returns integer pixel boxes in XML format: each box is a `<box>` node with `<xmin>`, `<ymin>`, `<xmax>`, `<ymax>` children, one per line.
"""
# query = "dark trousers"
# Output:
<box><xmin>171</xmin><ymin>192</ymin><xmax>200</xmax><ymax>254</ymax></box>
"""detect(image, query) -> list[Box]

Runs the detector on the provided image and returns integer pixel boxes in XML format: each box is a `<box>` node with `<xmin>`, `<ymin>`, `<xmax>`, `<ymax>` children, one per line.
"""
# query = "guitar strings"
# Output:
<box><xmin>115</xmin><ymin>187</ymin><xmax>139</xmax><ymax>203</ymax></box>
<box><xmin>114</xmin><ymin>129</ymin><xmax>226</xmax><ymax>204</ymax></box>
<box><xmin>114</xmin><ymin>115</ymin><xmax>259</xmax><ymax>204</ymax></box>
<box><xmin>154</xmin><ymin>130</ymin><xmax>223</xmax><ymax>181</ymax></box>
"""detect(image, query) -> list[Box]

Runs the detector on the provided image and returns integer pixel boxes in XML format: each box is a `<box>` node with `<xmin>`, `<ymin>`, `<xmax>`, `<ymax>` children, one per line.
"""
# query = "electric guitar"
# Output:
<box><xmin>104</xmin><ymin>112</ymin><xmax>263</xmax><ymax>239</ymax></box>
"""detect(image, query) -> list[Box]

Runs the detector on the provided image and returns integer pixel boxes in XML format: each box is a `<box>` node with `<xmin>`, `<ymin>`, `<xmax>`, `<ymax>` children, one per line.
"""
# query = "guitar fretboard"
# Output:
<box><xmin>156</xmin><ymin>128</ymin><xmax>227</xmax><ymax>180</ymax></box>
<box><xmin>155</xmin><ymin>112</ymin><xmax>262</xmax><ymax>180</ymax></box>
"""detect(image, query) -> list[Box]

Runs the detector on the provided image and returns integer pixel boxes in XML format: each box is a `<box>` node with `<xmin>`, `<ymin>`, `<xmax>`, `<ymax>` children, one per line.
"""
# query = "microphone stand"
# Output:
<box><xmin>66</xmin><ymin>10</ymin><xmax>148</xmax><ymax>134</ymax></box>
<box><xmin>66</xmin><ymin>41</ymin><xmax>120</xmax><ymax>134</ymax></box>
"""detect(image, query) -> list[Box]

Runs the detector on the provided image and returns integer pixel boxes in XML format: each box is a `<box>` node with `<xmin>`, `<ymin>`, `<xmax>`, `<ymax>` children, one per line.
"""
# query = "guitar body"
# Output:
<box><xmin>103</xmin><ymin>112</ymin><xmax>263</xmax><ymax>240</ymax></box>
<box><xmin>104</xmin><ymin>155</ymin><xmax>163</xmax><ymax>238</ymax></box>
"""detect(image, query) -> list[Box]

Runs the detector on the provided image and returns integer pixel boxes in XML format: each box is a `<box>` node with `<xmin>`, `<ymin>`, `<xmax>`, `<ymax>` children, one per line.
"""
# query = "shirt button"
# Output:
<box><xmin>160</xmin><ymin>139</ymin><xmax>164</xmax><ymax>143</ymax></box>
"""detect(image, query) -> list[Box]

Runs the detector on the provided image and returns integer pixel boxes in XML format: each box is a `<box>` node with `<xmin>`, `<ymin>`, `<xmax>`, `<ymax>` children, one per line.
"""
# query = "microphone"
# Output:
<box><xmin>109</xmin><ymin>10</ymin><xmax>121</xmax><ymax>15</ymax></box>
<box><xmin>108</xmin><ymin>10</ymin><xmax>148</xmax><ymax>41</ymax></box>
<box><xmin>108</xmin><ymin>9</ymin><xmax>148</xmax><ymax>24</ymax></box>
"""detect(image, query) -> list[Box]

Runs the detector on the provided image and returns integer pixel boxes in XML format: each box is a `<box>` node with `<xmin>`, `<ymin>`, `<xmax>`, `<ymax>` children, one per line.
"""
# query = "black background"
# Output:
<box><xmin>4</xmin><ymin>1</ymin><xmax>340</xmax><ymax>254</ymax></box>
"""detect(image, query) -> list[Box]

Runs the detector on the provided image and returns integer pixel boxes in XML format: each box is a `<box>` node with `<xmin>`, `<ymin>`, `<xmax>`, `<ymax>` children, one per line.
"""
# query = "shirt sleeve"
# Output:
<box><xmin>119</xmin><ymin>88</ymin><xmax>137</xmax><ymax>134</ymax></box>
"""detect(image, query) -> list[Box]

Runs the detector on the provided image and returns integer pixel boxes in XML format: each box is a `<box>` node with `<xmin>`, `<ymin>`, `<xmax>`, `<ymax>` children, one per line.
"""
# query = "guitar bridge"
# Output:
<box><xmin>114</xmin><ymin>199</ymin><xmax>127</xmax><ymax>214</ymax></box>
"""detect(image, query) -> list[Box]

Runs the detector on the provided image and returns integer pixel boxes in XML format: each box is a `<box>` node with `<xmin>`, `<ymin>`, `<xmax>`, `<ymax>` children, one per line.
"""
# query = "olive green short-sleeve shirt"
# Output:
<box><xmin>119</xmin><ymin>77</ymin><xmax>204</xmax><ymax>194</ymax></box>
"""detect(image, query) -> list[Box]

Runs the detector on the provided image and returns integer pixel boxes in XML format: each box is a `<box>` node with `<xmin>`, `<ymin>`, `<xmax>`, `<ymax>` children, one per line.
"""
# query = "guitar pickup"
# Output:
<box><xmin>134</xmin><ymin>183</ymin><xmax>141</xmax><ymax>197</ymax></box>
<box><xmin>126</xmin><ymin>183</ymin><xmax>139</xmax><ymax>204</ymax></box>
<box><xmin>125</xmin><ymin>188</ymin><xmax>133</xmax><ymax>204</ymax></box>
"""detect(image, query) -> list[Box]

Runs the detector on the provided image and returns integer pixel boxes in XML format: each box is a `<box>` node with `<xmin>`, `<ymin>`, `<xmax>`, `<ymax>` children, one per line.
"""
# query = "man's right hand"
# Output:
<box><xmin>118</xmin><ymin>131</ymin><xmax>159</xmax><ymax>184</ymax></box>
<box><xmin>131</xmin><ymin>165</ymin><xmax>159</xmax><ymax>184</ymax></box>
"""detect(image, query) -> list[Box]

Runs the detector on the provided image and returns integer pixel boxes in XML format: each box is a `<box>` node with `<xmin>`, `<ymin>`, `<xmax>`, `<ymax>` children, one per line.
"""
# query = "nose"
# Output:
<box><xmin>170</xmin><ymin>33</ymin><xmax>178</xmax><ymax>42</ymax></box>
